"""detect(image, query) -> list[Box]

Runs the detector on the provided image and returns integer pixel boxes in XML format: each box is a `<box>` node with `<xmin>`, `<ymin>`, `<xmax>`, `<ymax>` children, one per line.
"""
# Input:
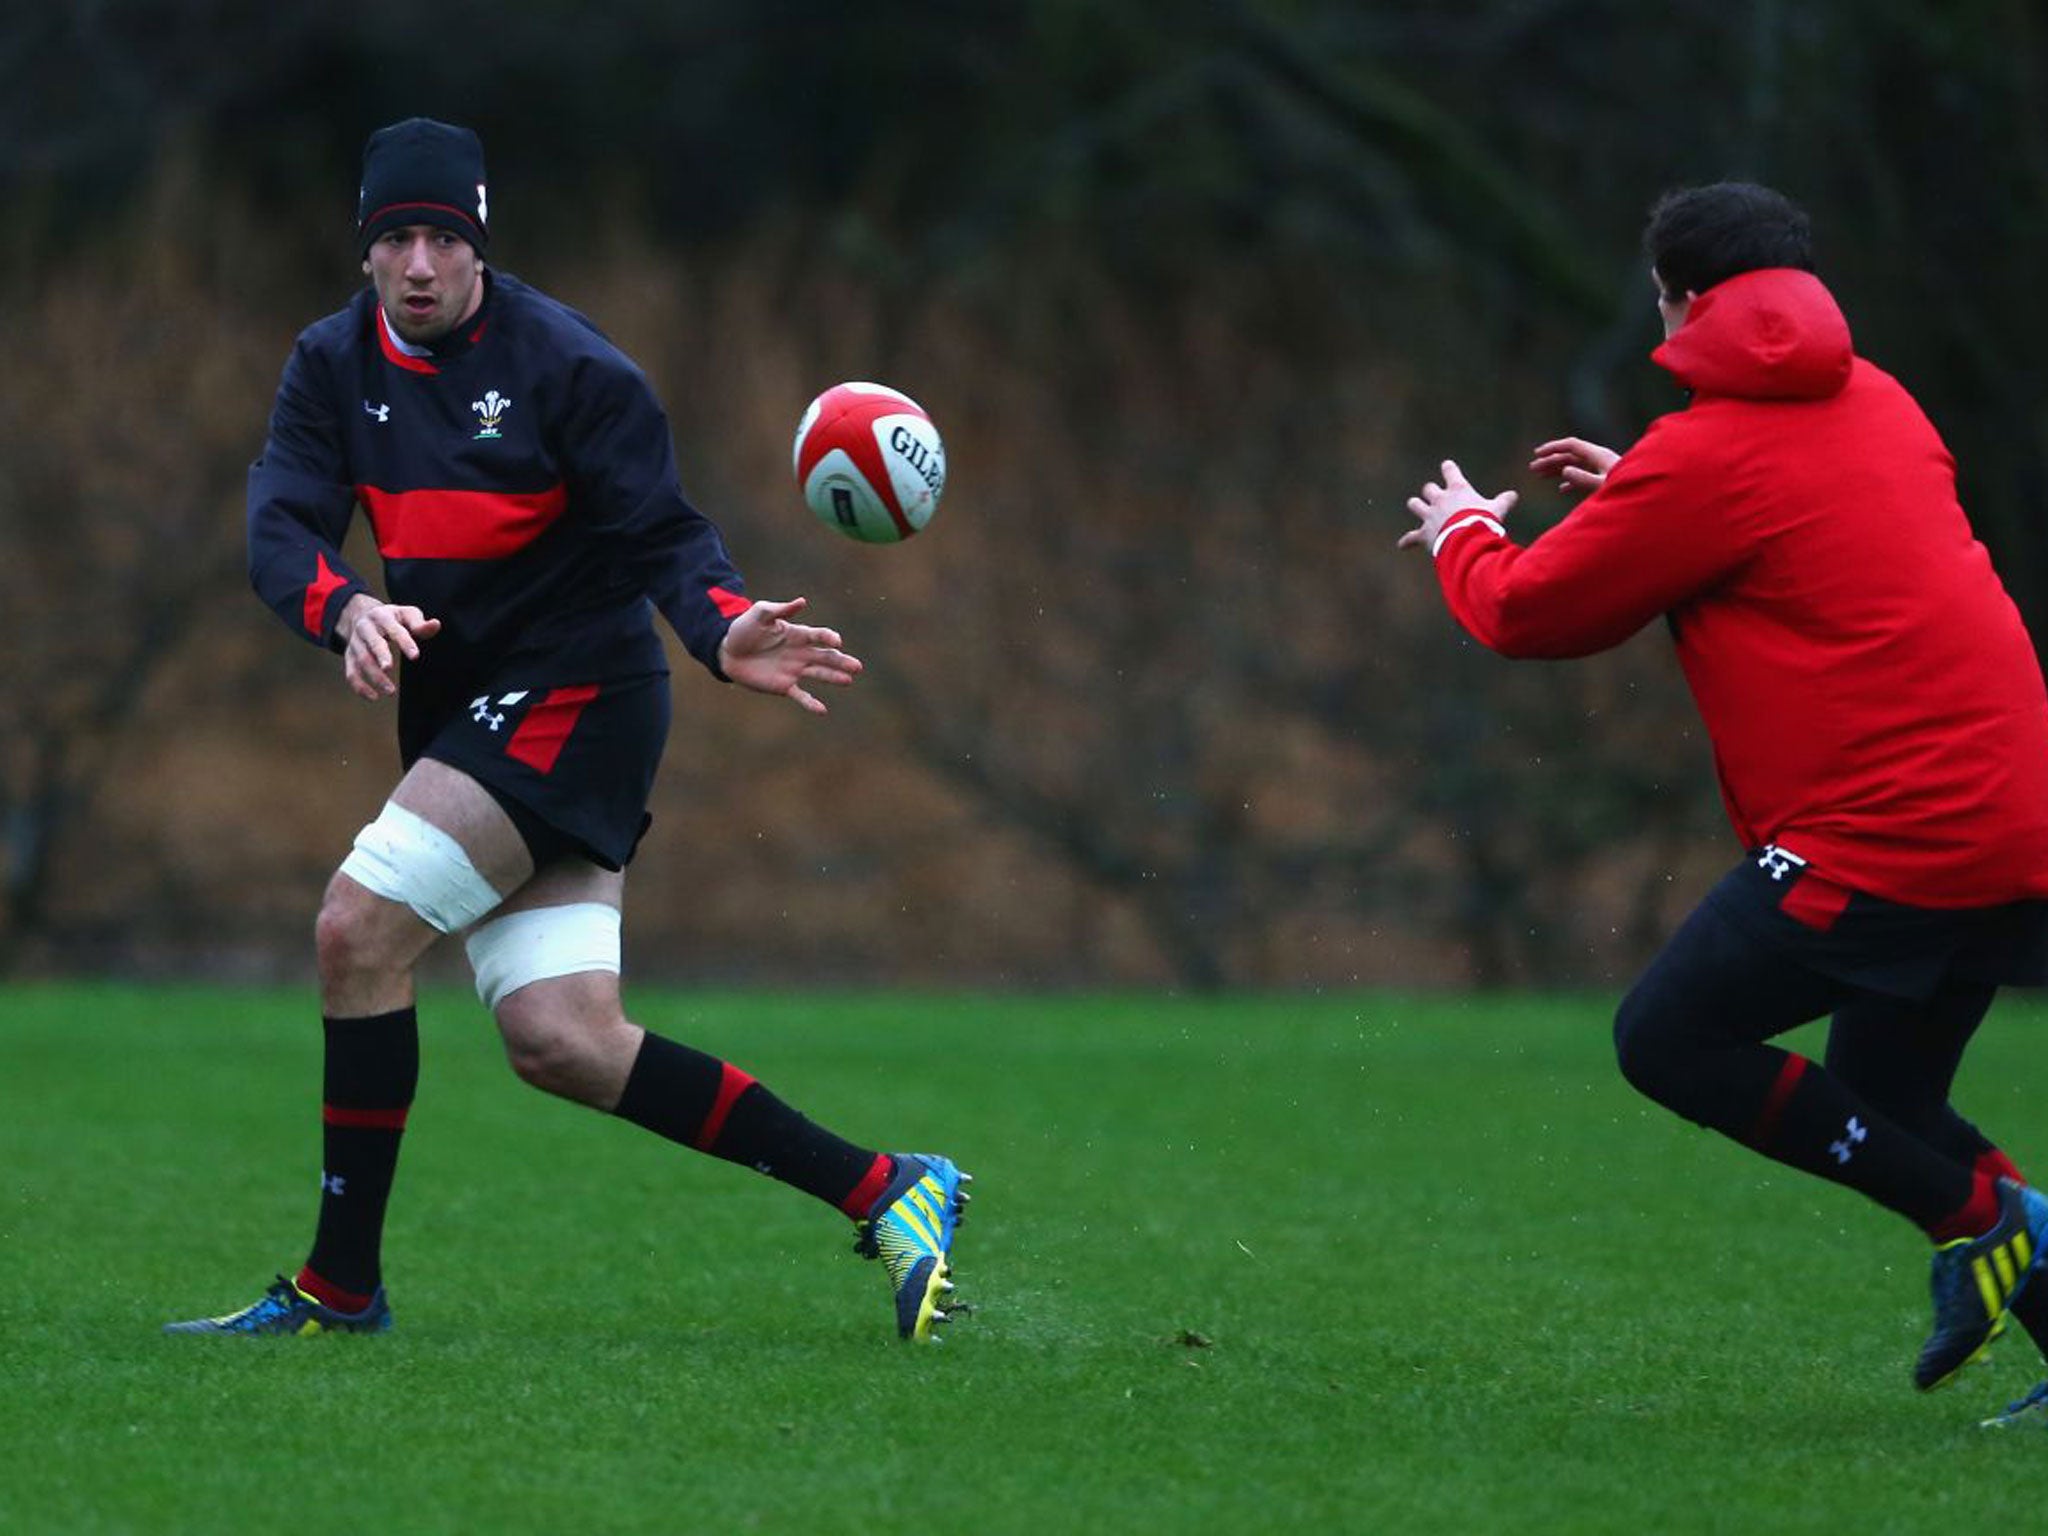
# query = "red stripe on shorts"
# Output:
<box><xmin>505</xmin><ymin>684</ymin><xmax>599</xmax><ymax>774</ymax></box>
<box><xmin>1779</xmin><ymin>872</ymin><xmax>1852</xmax><ymax>932</ymax></box>
<box><xmin>691</xmin><ymin>1062</ymin><xmax>758</xmax><ymax>1152</ymax></box>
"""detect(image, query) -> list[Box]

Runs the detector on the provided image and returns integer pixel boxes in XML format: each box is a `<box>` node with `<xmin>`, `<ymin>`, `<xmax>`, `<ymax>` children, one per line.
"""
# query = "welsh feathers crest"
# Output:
<box><xmin>471</xmin><ymin>390</ymin><xmax>511</xmax><ymax>438</ymax></box>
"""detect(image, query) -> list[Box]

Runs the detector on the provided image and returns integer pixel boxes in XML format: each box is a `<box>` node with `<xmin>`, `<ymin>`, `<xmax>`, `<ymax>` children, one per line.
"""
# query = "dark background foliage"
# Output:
<box><xmin>2</xmin><ymin>0</ymin><xmax>2041</xmax><ymax>987</ymax></box>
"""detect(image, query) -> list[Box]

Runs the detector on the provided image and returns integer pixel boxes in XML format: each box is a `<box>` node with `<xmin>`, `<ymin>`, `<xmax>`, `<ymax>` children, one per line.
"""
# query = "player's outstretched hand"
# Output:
<box><xmin>1398</xmin><ymin>459</ymin><xmax>1517</xmax><ymax>553</ymax></box>
<box><xmin>719</xmin><ymin>596</ymin><xmax>864</xmax><ymax>715</ymax></box>
<box><xmin>340</xmin><ymin>594</ymin><xmax>441</xmax><ymax>700</ymax></box>
<box><xmin>1529</xmin><ymin>436</ymin><xmax>1620</xmax><ymax>493</ymax></box>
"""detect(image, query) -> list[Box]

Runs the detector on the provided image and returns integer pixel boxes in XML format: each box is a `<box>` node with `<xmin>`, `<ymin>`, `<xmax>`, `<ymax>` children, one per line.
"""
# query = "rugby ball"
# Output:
<box><xmin>792</xmin><ymin>382</ymin><xmax>945</xmax><ymax>543</ymax></box>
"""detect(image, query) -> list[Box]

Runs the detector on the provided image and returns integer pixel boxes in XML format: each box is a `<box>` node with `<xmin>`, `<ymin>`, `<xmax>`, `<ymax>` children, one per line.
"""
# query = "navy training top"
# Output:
<box><xmin>246</xmin><ymin>271</ymin><xmax>747</xmax><ymax>758</ymax></box>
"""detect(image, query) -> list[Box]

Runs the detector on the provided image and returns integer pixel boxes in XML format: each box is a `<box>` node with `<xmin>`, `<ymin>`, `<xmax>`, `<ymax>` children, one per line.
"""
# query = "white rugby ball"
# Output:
<box><xmin>792</xmin><ymin>381</ymin><xmax>945</xmax><ymax>542</ymax></box>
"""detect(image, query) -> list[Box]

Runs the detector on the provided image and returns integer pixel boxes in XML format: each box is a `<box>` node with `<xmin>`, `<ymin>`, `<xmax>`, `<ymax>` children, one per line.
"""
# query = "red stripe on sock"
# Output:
<box><xmin>840</xmin><ymin>1153</ymin><xmax>897</xmax><ymax>1219</ymax></box>
<box><xmin>691</xmin><ymin>1062</ymin><xmax>757</xmax><ymax>1152</ymax></box>
<box><xmin>1929</xmin><ymin>1170</ymin><xmax>2001</xmax><ymax>1244</ymax></box>
<box><xmin>323</xmin><ymin>1104</ymin><xmax>410</xmax><ymax>1130</ymax></box>
<box><xmin>1750</xmin><ymin>1053</ymin><xmax>1810</xmax><ymax>1147</ymax></box>
<box><xmin>295</xmin><ymin>1266</ymin><xmax>374</xmax><ymax>1314</ymax></box>
<box><xmin>1979</xmin><ymin>1148</ymin><xmax>2028</xmax><ymax>1185</ymax></box>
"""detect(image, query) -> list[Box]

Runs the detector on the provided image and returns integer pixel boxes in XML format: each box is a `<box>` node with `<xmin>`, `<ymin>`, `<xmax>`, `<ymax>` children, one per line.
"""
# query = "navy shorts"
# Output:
<box><xmin>1705</xmin><ymin>845</ymin><xmax>2048</xmax><ymax>1000</ymax></box>
<box><xmin>414</xmin><ymin>671</ymin><xmax>671</xmax><ymax>871</ymax></box>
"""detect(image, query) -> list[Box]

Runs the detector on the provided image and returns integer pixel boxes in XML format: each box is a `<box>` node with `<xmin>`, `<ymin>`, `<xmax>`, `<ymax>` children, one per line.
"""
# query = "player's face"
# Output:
<box><xmin>364</xmin><ymin>225</ymin><xmax>485</xmax><ymax>344</ymax></box>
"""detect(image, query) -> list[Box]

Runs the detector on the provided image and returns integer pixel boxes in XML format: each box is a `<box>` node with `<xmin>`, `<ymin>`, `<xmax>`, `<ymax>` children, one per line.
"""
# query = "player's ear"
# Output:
<box><xmin>361</xmin><ymin>258</ymin><xmax>372</xmax><ymax>277</ymax></box>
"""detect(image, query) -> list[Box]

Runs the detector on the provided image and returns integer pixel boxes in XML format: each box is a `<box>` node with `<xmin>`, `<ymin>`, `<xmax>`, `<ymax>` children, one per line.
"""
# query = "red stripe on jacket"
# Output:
<box><xmin>376</xmin><ymin>306</ymin><xmax>439</xmax><ymax>375</ymax></box>
<box><xmin>358</xmin><ymin>484</ymin><xmax>569</xmax><ymax>559</ymax></box>
<box><xmin>303</xmin><ymin>551</ymin><xmax>349</xmax><ymax>638</ymax></box>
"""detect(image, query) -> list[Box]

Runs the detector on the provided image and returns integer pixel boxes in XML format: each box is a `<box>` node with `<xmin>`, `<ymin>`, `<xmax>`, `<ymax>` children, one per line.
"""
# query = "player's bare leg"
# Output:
<box><xmin>473</xmin><ymin>859</ymin><xmax>971</xmax><ymax>1339</ymax></box>
<box><xmin>315</xmin><ymin>757</ymin><xmax>534</xmax><ymax>1013</ymax></box>
<box><xmin>482</xmin><ymin>861</ymin><xmax>638</xmax><ymax>1106</ymax></box>
<box><xmin>166</xmin><ymin>760</ymin><xmax>527</xmax><ymax>1336</ymax></box>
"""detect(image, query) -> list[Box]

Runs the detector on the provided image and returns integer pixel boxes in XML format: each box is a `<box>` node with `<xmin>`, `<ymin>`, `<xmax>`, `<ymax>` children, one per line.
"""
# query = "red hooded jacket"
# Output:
<box><xmin>1431</xmin><ymin>267</ymin><xmax>2048</xmax><ymax>907</ymax></box>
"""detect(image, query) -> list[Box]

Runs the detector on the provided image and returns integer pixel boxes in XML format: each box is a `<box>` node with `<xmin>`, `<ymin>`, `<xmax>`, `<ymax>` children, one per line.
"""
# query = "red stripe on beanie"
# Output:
<box><xmin>363</xmin><ymin>201</ymin><xmax>482</xmax><ymax>234</ymax></box>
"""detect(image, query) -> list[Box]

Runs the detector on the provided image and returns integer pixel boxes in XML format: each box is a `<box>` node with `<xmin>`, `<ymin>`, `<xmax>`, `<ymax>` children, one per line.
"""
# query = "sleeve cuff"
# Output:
<box><xmin>1431</xmin><ymin>513</ymin><xmax>1506</xmax><ymax>559</ymax></box>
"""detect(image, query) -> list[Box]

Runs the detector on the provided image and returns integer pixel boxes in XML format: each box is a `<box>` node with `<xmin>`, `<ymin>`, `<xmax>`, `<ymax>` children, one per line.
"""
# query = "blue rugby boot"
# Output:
<box><xmin>163</xmin><ymin>1275</ymin><xmax>392</xmax><ymax>1337</ymax></box>
<box><xmin>1981</xmin><ymin>1380</ymin><xmax>2048</xmax><ymax>1429</ymax></box>
<box><xmin>855</xmin><ymin>1153</ymin><xmax>971</xmax><ymax>1342</ymax></box>
<box><xmin>1916</xmin><ymin>1179</ymin><xmax>2048</xmax><ymax>1391</ymax></box>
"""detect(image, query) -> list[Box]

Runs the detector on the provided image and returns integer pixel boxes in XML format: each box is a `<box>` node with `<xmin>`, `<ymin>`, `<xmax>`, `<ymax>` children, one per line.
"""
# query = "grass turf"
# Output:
<box><xmin>4</xmin><ymin>982</ymin><xmax>2048</xmax><ymax>1533</ymax></box>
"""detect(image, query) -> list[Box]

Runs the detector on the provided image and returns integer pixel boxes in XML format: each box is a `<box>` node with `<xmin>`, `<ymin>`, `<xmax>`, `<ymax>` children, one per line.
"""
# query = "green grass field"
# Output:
<box><xmin>6</xmin><ymin>983</ymin><xmax>2048</xmax><ymax>1533</ymax></box>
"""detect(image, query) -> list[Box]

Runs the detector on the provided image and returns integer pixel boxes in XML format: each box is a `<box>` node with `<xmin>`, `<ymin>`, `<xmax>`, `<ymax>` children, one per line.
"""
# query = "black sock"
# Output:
<box><xmin>301</xmin><ymin>1007</ymin><xmax>418</xmax><ymax>1307</ymax></box>
<box><xmin>1739</xmin><ymin>1049</ymin><xmax>1972</xmax><ymax>1232</ymax></box>
<box><xmin>613</xmin><ymin>1031</ymin><xmax>891</xmax><ymax>1216</ymax></box>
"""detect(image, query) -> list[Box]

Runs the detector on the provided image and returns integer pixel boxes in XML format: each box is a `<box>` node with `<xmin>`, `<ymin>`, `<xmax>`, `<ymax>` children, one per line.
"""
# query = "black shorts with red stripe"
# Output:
<box><xmin>412</xmin><ymin>670</ymin><xmax>671</xmax><ymax>871</ymax></box>
<box><xmin>1705</xmin><ymin>845</ymin><xmax>2048</xmax><ymax>999</ymax></box>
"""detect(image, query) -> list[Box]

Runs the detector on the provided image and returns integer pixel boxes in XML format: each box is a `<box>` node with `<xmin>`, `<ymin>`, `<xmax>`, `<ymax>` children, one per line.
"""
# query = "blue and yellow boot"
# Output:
<box><xmin>163</xmin><ymin>1275</ymin><xmax>392</xmax><ymax>1337</ymax></box>
<box><xmin>1916</xmin><ymin>1179</ymin><xmax>2048</xmax><ymax>1390</ymax></box>
<box><xmin>856</xmin><ymin>1153</ymin><xmax>972</xmax><ymax>1342</ymax></box>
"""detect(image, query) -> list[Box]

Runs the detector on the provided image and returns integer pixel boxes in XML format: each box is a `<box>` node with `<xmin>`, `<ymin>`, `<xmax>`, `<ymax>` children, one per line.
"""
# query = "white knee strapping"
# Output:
<box><xmin>338</xmin><ymin>801</ymin><xmax>504</xmax><ymax>935</ymax></box>
<box><xmin>464</xmin><ymin>902</ymin><xmax>622</xmax><ymax>1010</ymax></box>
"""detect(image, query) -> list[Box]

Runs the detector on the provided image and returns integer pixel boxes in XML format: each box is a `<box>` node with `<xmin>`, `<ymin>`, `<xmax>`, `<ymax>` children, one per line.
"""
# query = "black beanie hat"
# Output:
<box><xmin>356</xmin><ymin>118</ymin><xmax>489</xmax><ymax>255</ymax></box>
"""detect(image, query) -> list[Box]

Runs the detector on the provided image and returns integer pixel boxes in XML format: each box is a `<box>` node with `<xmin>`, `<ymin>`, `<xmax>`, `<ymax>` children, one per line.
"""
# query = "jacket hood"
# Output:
<box><xmin>1652</xmin><ymin>267</ymin><xmax>1853</xmax><ymax>401</ymax></box>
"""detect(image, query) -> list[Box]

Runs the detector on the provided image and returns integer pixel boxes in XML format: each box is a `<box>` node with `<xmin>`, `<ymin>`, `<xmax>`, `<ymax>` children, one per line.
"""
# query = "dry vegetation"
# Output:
<box><xmin>0</xmin><ymin>185</ymin><xmax>1727</xmax><ymax>988</ymax></box>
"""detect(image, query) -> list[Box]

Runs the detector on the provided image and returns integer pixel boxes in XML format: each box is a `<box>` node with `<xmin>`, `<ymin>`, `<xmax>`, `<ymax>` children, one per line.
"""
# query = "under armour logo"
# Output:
<box><xmin>363</xmin><ymin>400</ymin><xmax>390</xmax><ymax>423</ymax></box>
<box><xmin>470</xmin><ymin>695</ymin><xmax>506</xmax><ymax>732</ymax></box>
<box><xmin>1757</xmin><ymin>843</ymin><xmax>1808</xmax><ymax>882</ymax></box>
<box><xmin>1828</xmin><ymin>1117</ymin><xmax>1868</xmax><ymax>1165</ymax></box>
<box><xmin>321</xmin><ymin>1172</ymin><xmax>347</xmax><ymax>1195</ymax></box>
